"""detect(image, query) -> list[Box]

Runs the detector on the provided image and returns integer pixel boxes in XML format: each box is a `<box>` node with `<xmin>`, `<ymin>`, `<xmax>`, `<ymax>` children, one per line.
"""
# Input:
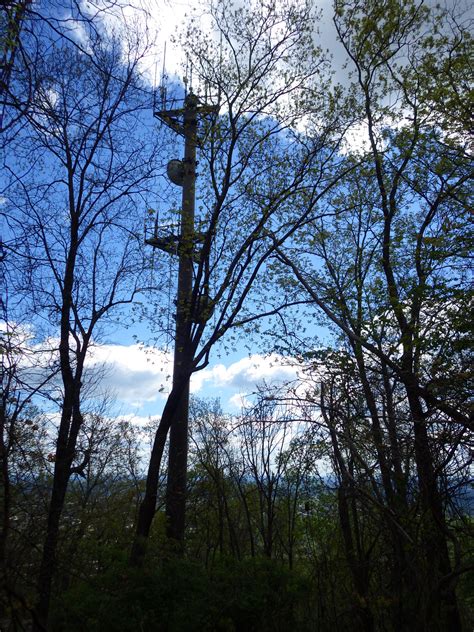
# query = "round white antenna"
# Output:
<box><xmin>167</xmin><ymin>159</ymin><xmax>184</xmax><ymax>186</ymax></box>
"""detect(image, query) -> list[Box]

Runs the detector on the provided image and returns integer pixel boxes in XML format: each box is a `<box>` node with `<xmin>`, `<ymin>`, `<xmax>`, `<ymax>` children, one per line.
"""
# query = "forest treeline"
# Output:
<box><xmin>1</xmin><ymin>0</ymin><xmax>472</xmax><ymax>630</ymax></box>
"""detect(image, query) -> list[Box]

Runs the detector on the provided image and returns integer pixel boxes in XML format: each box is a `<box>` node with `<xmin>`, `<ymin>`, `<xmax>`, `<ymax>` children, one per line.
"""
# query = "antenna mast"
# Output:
<box><xmin>161</xmin><ymin>42</ymin><xmax>167</xmax><ymax>108</ymax></box>
<box><xmin>145</xmin><ymin>72</ymin><xmax>218</xmax><ymax>547</ymax></box>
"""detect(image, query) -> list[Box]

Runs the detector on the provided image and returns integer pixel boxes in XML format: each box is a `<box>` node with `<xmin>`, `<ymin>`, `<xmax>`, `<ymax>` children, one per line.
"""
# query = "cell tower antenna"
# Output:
<box><xmin>141</xmin><ymin>56</ymin><xmax>220</xmax><ymax>553</ymax></box>
<box><xmin>154</xmin><ymin>205</ymin><xmax>159</xmax><ymax>236</ymax></box>
<box><xmin>160</xmin><ymin>41</ymin><xmax>168</xmax><ymax>110</ymax></box>
<box><xmin>184</xmin><ymin>54</ymin><xmax>189</xmax><ymax>98</ymax></box>
<box><xmin>153</xmin><ymin>58</ymin><xmax>158</xmax><ymax>111</ymax></box>
<box><xmin>162</xmin><ymin>41</ymin><xmax>167</xmax><ymax>81</ymax></box>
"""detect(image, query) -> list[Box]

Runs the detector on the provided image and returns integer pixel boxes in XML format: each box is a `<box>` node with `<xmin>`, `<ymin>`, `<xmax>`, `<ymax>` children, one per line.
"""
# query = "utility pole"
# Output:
<box><xmin>147</xmin><ymin>91</ymin><xmax>215</xmax><ymax>548</ymax></box>
<box><xmin>164</xmin><ymin>92</ymin><xmax>197</xmax><ymax>546</ymax></box>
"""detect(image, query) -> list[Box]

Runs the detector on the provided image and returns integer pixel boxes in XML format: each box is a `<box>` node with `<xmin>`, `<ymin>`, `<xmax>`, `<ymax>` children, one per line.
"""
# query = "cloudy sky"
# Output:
<box><xmin>84</xmin><ymin>342</ymin><xmax>300</xmax><ymax>416</ymax></box>
<box><xmin>2</xmin><ymin>0</ymin><xmax>331</xmax><ymax>426</ymax></box>
<box><xmin>133</xmin><ymin>0</ymin><xmax>369</xmax><ymax>153</ymax></box>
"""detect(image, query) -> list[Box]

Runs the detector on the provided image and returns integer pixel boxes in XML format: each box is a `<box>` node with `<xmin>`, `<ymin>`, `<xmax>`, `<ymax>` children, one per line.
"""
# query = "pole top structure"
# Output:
<box><xmin>154</xmin><ymin>94</ymin><xmax>218</xmax><ymax>139</ymax></box>
<box><xmin>184</xmin><ymin>92</ymin><xmax>199</xmax><ymax>107</ymax></box>
<box><xmin>146</xmin><ymin>84</ymin><xmax>217</xmax><ymax>254</ymax></box>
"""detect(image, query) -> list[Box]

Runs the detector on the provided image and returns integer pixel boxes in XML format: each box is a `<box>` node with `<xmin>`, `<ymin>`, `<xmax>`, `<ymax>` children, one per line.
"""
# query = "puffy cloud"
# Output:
<box><xmin>5</xmin><ymin>322</ymin><xmax>301</xmax><ymax>415</ymax></box>
<box><xmin>84</xmin><ymin>343</ymin><xmax>173</xmax><ymax>407</ymax></box>
<box><xmin>192</xmin><ymin>353</ymin><xmax>298</xmax><ymax>391</ymax></box>
<box><xmin>85</xmin><ymin>346</ymin><xmax>299</xmax><ymax>412</ymax></box>
<box><xmin>340</xmin><ymin>120</ymin><xmax>372</xmax><ymax>156</ymax></box>
<box><xmin>228</xmin><ymin>393</ymin><xmax>252</xmax><ymax>410</ymax></box>
<box><xmin>190</xmin><ymin>354</ymin><xmax>300</xmax><ymax>411</ymax></box>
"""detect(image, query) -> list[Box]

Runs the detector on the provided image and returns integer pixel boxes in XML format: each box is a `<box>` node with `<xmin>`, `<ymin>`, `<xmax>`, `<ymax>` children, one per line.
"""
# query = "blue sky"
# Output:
<box><xmin>1</xmin><ymin>0</ymin><xmax>350</xmax><ymax>423</ymax></box>
<box><xmin>71</xmin><ymin>0</ymin><xmax>338</xmax><ymax>418</ymax></box>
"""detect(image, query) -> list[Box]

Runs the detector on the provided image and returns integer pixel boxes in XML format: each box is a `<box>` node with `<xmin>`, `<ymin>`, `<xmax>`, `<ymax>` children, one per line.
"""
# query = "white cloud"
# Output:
<box><xmin>228</xmin><ymin>392</ymin><xmax>252</xmax><ymax>410</ymax></box>
<box><xmin>206</xmin><ymin>354</ymin><xmax>297</xmax><ymax>388</ymax></box>
<box><xmin>190</xmin><ymin>353</ymin><xmax>300</xmax><ymax>411</ymax></box>
<box><xmin>340</xmin><ymin>120</ymin><xmax>372</xmax><ymax>156</ymax></box>
<box><xmin>84</xmin><ymin>343</ymin><xmax>173</xmax><ymax>407</ymax></box>
<box><xmin>86</xmin><ymin>347</ymin><xmax>300</xmax><ymax>412</ymax></box>
<box><xmin>110</xmin><ymin>0</ymin><xmax>197</xmax><ymax>87</ymax></box>
<box><xmin>3</xmin><ymin>322</ymin><xmax>301</xmax><ymax>415</ymax></box>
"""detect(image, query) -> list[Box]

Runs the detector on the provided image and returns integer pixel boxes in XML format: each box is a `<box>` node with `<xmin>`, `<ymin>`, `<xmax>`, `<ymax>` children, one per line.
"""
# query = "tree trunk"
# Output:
<box><xmin>406</xmin><ymin>386</ymin><xmax>462</xmax><ymax>631</ymax></box>
<box><xmin>130</xmin><ymin>377</ymin><xmax>189</xmax><ymax>565</ymax></box>
<box><xmin>35</xmin><ymin>461</ymin><xmax>69</xmax><ymax>630</ymax></box>
<box><xmin>34</xmin><ymin>392</ymin><xmax>83</xmax><ymax>631</ymax></box>
<box><xmin>337</xmin><ymin>485</ymin><xmax>374</xmax><ymax>632</ymax></box>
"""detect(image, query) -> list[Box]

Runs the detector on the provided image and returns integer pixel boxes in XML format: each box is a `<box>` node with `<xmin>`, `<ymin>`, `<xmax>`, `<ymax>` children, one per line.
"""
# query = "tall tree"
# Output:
<box><xmin>2</xmin><ymin>23</ymin><xmax>160</xmax><ymax>628</ymax></box>
<box><xmin>273</xmin><ymin>0</ymin><xmax>472</xmax><ymax>628</ymax></box>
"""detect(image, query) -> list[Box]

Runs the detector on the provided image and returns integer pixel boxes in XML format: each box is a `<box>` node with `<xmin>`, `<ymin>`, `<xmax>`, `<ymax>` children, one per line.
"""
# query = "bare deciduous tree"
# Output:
<box><xmin>2</xmin><ymin>20</ymin><xmax>160</xmax><ymax>627</ymax></box>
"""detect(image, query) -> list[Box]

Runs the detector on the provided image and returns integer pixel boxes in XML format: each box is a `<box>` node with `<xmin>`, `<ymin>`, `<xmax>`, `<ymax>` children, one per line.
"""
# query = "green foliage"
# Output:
<box><xmin>51</xmin><ymin>557</ymin><xmax>313</xmax><ymax>632</ymax></box>
<box><xmin>2</xmin><ymin>0</ymin><xmax>473</xmax><ymax>631</ymax></box>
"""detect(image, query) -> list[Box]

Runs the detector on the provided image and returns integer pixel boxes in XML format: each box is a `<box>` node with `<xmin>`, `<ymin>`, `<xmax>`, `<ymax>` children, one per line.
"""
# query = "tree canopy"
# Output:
<box><xmin>1</xmin><ymin>0</ymin><xmax>472</xmax><ymax>630</ymax></box>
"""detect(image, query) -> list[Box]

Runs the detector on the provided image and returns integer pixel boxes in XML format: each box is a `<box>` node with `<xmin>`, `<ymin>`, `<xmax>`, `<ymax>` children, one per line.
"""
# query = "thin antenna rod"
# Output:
<box><xmin>153</xmin><ymin>58</ymin><xmax>158</xmax><ymax>111</ymax></box>
<box><xmin>154</xmin><ymin>206</ymin><xmax>159</xmax><ymax>236</ymax></box>
<box><xmin>162</xmin><ymin>41</ymin><xmax>167</xmax><ymax>81</ymax></box>
<box><xmin>184</xmin><ymin>54</ymin><xmax>189</xmax><ymax>98</ymax></box>
<box><xmin>161</xmin><ymin>41</ymin><xmax>167</xmax><ymax>108</ymax></box>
